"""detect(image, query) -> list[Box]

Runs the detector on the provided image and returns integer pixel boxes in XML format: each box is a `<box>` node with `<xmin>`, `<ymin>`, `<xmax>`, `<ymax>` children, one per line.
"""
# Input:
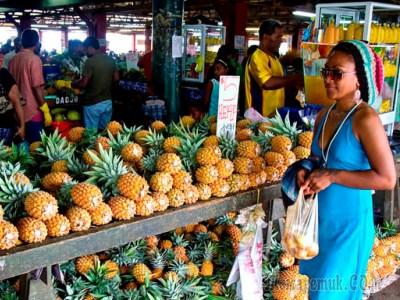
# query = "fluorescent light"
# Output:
<box><xmin>217</xmin><ymin>21</ymin><xmax>223</xmax><ymax>26</ymax></box>
<box><xmin>68</xmin><ymin>26</ymin><xmax>81</xmax><ymax>30</ymax></box>
<box><xmin>246</xmin><ymin>27</ymin><xmax>259</xmax><ymax>32</ymax></box>
<box><xmin>32</xmin><ymin>24</ymin><xmax>49</xmax><ymax>28</ymax></box>
<box><xmin>119</xmin><ymin>29</ymin><xmax>132</xmax><ymax>33</ymax></box>
<box><xmin>292</xmin><ymin>10</ymin><xmax>315</xmax><ymax>18</ymax></box>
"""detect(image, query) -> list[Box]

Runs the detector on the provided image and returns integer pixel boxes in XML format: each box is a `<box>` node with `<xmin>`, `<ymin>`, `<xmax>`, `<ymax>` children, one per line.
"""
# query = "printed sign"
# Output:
<box><xmin>126</xmin><ymin>52</ymin><xmax>139</xmax><ymax>71</ymax></box>
<box><xmin>216</xmin><ymin>75</ymin><xmax>240</xmax><ymax>139</ymax></box>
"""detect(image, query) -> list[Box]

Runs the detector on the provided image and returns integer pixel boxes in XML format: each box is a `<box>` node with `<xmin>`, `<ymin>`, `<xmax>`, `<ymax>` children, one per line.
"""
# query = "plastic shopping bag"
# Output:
<box><xmin>282</xmin><ymin>188</ymin><xmax>319</xmax><ymax>260</ymax></box>
<box><xmin>243</xmin><ymin>107</ymin><xmax>268</xmax><ymax>123</ymax></box>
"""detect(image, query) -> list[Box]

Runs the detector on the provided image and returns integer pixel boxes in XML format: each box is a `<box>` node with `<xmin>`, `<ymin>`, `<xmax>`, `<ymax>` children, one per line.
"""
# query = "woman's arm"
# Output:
<box><xmin>8</xmin><ymin>84</ymin><xmax>25</xmax><ymax>139</ymax></box>
<box><xmin>303</xmin><ymin>107</ymin><xmax>396</xmax><ymax>193</ymax></box>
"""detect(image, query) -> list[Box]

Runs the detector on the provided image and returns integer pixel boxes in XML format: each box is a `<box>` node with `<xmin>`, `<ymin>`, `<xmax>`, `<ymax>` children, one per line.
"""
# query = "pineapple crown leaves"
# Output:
<box><xmin>75</xmin><ymin>128</ymin><xmax>98</xmax><ymax>150</ymax></box>
<box><xmin>192</xmin><ymin>232</ymin><xmax>211</xmax><ymax>245</ymax></box>
<box><xmin>143</xmin><ymin>128</ymin><xmax>165</xmax><ymax>151</ymax></box>
<box><xmin>171</xmin><ymin>232</ymin><xmax>189</xmax><ymax>248</ymax></box>
<box><xmin>60</xmin><ymin>277</ymin><xmax>89</xmax><ymax>300</ymax></box>
<box><xmin>108</xmin><ymin>240</ymin><xmax>147</xmax><ymax>266</ymax></box>
<box><xmin>0</xmin><ymin>140</ymin><xmax>9</xmax><ymax>161</ymax></box>
<box><xmin>180</xmin><ymin>278</ymin><xmax>211</xmax><ymax>300</ymax></box>
<box><xmin>67</xmin><ymin>155</ymin><xmax>89</xmax><ymax>180</ymax></box>
<box><xmin>168</xmin><ymin>260</ymin><xmax>188</xmax><ymax>278</ymax></box>
<box><xmin>137</xmin><ymin>276</ymin><xmax>163</xmax><ymax>300</ymax></box>
<box><xmin>192</xmin><ymin>114</ymin><xmax>212</xmax><ymax>136</ymax></box>
<box><xmin>56</xmin><ymin>180</ymin><xmax>78</xmax><ymax>210</ymax></box>
<box><xmin>175</xmin><ymin>128</ymin><xmax>206</xmax><ymax>173</ymax></box>
<box><xmin>0</xmin><ymin>175</ymin><xmax>36</xmax><ymax>220</ymax></box>
<box><xmin>251</xmin><ymin>130</ymin><xmax>273</xmax><ymax>154</ymax></box>
<box><xmin>0</xmin><ymin>161</ymin><xmax>22</xmax><ymax>177</ymax></box>
<box><xmin>84</xmin><ymin>260</ymin><xmax>121</xmax><ymax>297</ymax></box>
<box><xmin>380</xmin><ymin>220</ymin><xmax>398</xmax><ymax>237</ymax></box>
<box><xmin>267</xmin><ymin>110</ymin><xmax>301</xmax><ymax>143</ymax></box>
<box><xmin>84</xmin><ymin>144</ymin><xmax>128</xmax><ymax>197</ymax></box>
<box><xmin>203</xmin><ymin>241</ymin><xmax>217</xmax><ymax>261</ymax></box>
<box><xmin>187</xmin><ymin>244</ymin><xmax>204</xmax><ymax>265</ymax></box>
<box><xmin>142</xmin><ymin>147</ymin><xmax>163</xmax><ymax>177</ymax></box>
<box><xmin>0</xmin><ymin>281</ymin><xmax>19</xmax><ymax>300</ymax></box>
<box><xmin>148</xmin><ymin>249</ymin><xmax>168</xmax><ymax>269</ymax></box>
<box><xmin>7</xmin><ymin>144</ymin><xmax>35</xmax><ymax>170</ymax></box>
<box><xmin>158</xmin><ymin>278</ymin><xmax>184</xmax><ymax>300</ymax></box>
<box><xmin>218</xmin><ymin>134</ymin><xmax>237</xmax><ymax>160</ymax></box>
<box><xmin>107</xmin><ymin>130</ymin><xmax>132</xmax><ymax>154</ymax></box>
<box><xmin>121</xmin><ymin>124</ymin><xmax>143</xmax><ymax>138</ymax></box>
<box><xmin>37</xmin><ymin>130</ymin><xmax>76</xmax><ymax>163</ymax></box>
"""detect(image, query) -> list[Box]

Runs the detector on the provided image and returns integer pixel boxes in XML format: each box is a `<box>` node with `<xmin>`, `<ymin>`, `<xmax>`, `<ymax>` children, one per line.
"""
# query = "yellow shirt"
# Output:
<box><xmin>244</xmin><ymin>48</ymin><xmax>285</xmax><ymax>117</ymax></box>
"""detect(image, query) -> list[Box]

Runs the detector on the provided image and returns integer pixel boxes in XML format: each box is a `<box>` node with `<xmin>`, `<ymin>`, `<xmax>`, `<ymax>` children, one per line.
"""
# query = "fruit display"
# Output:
<box><xmin>0</xmin><ymin>112</ymin><xmax>311</xmax><ymax>252</ymax></box>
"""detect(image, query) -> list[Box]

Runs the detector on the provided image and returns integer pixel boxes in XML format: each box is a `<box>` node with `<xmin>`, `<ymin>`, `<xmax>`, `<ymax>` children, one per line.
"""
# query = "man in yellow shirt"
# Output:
<box><xmin>245</xmin><ymin>19</ymin><xmax>302</xmax><ymax>117</ymax></box>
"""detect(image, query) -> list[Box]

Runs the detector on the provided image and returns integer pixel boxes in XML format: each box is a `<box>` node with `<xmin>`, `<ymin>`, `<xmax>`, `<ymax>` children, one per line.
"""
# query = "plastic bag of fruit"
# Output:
<box><xmin>282</xmin><ymin>188</ymin><xmax>319</xmax><ymax>260</ymax></box>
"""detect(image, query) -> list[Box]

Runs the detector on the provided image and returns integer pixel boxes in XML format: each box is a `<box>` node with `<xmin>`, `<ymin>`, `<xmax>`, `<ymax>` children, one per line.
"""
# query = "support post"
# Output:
<box><xmin>152</xmin><ymin>0</ymin><xmax>184</xmax><ymax>121</ymax></box>
<box><xmin>93</xmin><ymin>13</ymin><xmax>107</xmax><ymax>53</ymax></box>
<box><xmin>145</xmin><ymin>21</ymin><xmax>152</xmax><ymax>52</ymax></box>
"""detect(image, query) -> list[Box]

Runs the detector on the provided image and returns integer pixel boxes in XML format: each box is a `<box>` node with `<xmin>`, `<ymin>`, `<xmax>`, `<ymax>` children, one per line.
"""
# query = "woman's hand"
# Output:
<box><xmin>15</xmin><ymin>126</ymin><xmax>25</xmax><ymax>140</ymax></box>
<box><xmin>302</xmin><ymin>169</ymin><xmax>335</xmax><ymax>195</ymax></box>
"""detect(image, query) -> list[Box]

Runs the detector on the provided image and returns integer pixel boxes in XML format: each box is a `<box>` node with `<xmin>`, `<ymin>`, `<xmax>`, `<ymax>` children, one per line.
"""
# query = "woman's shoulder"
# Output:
<box><xmin>353</xmin><ymin>102</ymin><xmax>381</xmax><ymax>132</ymax></box>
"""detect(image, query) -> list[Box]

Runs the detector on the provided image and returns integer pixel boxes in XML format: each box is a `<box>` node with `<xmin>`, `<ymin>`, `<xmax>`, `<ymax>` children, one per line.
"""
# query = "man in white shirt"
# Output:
<box><xmin>3</xmin><ymin>37</ymin><xmax>21</xmax><ymax>69</ymax></box>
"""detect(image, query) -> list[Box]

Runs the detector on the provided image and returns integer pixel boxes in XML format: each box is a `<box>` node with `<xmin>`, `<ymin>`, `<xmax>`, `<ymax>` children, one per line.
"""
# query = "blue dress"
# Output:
<box><xmin>208</xmin><ymin>79</ymin><xmax>219</xmax><ymax>117</ymax></box>
<box><xmin>299</xmin><ymin>110</ymin><xmax>375</xmax><ymax>300</ymax></box>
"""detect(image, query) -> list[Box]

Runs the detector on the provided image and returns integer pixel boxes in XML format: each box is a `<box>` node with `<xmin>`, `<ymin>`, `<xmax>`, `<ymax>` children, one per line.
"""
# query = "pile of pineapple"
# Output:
<box><xmin>364</xmin><ymin>221</ymin><xmax>400</xmax><ymax>290</ymax></box>
<box><xmin>49</xmin><ymin>214</ymin><xmax>239</xmax><ymax>299</ymax></box>
<box><xmin>0</xmin><ymin>112</ymin><xmax>312</xmax><ymax>251</ymax></box>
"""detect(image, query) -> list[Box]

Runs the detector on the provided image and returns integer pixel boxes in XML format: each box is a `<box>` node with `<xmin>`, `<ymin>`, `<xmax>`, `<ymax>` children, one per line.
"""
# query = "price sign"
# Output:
<box><xmin>216</xmin><ymin>76</ymin><xmax>240</xmax><ymax>139</ymax></box>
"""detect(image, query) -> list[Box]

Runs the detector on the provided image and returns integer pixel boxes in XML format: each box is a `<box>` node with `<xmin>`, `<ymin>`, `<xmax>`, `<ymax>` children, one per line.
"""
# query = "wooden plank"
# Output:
<box><xmin>0</xmin><ymin>184</ymin><xmax>280</xmax><ymax>280</ymax></box>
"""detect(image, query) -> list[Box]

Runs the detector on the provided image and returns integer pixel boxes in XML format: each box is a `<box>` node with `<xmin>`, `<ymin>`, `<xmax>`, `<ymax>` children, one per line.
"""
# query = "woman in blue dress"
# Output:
<box><xmin>297</xmin><ymin>40</ymin><xmax>396</xmax><ymax>299</ymax></box>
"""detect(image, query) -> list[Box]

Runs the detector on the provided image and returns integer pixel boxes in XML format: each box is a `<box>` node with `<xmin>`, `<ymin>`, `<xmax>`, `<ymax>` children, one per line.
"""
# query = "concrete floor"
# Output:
<box><xmin>369</xmin><ymin>277</ymin><xmax>400</xmax><ymax>300</ymax></box>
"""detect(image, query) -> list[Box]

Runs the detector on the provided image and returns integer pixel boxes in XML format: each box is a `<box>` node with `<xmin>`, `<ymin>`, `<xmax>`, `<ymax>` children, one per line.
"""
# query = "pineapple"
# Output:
<box><xmin>13</xmin><ymin>172</ymin><xmax>31</xmax><ymax>185</ymax></box>
<box><xmin>236</xmin><ymin>128</ymin><xmax>253</xmax><ymax>141</ymax></box>
<box><xmin>258</xmin><ymin>121</ymin><xmax>272</xmax><ymax>133</ymax></box>
<box><xmin>193</xmin><ymin>224</ymin><xmax>208</xmax><ymax>233</ymax></box>
<box><xmin>265</xmin><ymin>166</ymin><xmax>279</xmax><ymax>183</ymax></box>
<box><xmin>149</xmin><ymin>249</ymin><xmax>166</xmax><ymax>280</ymax></box>
<box><xmin>209</xmin><ymin>231</ymin><xmax>219</xmax><ymax>242</ymax></box>
<box><xmin>163</xmin><ymin>136</ymin><xmax>181</xmax><ymax>153</ymax></box>
<box><xmin>233</xmin><ymin>157</ymin><xmax>254</xmax><ymax>174</ymax></box>
<box><xmin>183</xmin><ymin>185</ymin><xmax>199</xmax><ymax>205</ymax></box>
<box><xmin>211</xmin><ymin>281</ymin><xmax>224</xmax><ymax>295</ymax></box>
<box><xmin>82</xmin><ymin>149</ymin><xmax>98</xmax><ymax>166</ymax></box>
<box><xmin>267</xmin><ymin>111</ymin><xmax>301</xmax><ymax>143</ymax></box>
<box><xmin>186</xmin><ymin>262</ymin><xmax>200</xmax><ymax>278</ymax></box>
<box><xmin>172</xmin><ymin>170</ymin><xmax>192</xmax><ymax>190</ymax></box>
<box><xmin>76</xmin><ymin>255</ymin><xmax>99</xmax><ymax>275</ymax></box>
<box><xmin>51</xmin><ymin>160</ymin><xmax>68</xmax><ymax>173</ymax></box>
<box><xmin>135</xmin><ymin>195</ymin><xmax>155</xmax><ymax>216</ymax></box>
<box><xmin>271</xmin><ymin>135</ymin><xmax>292</xmax><ymax>153</ymax></box>
<box><xmin>239</xmin><ymin>174</ymin><xmax>250</xmax><ymax>191</ymax></box>
<box><xmin>226</xmin><ymin>224</ymin><xmax>241</xmax><ymax>242</ymax></box>
<box><xmin>200</xmin><ymin>242</ymin><xmax>216</xmax><ymax>276</ymax></box>
<box><xmin>42</xmin><ymin>172</ymin><xmax>72</xmax><ymax>192</ymax></box>
<box><xmin>184</xmin><ymin>224</ymin><xmax>196</xmax><ymax>233</ymax></box>
<box><xmin>237</xmin><ymin>118</ymin><xmax>252</xmax><ymax>129</ymax></box>
<box><xmin>279</xmin><ymin>252</ymin><xmax>295</xmax><ymax>268</ymax></box>
<box><xmin>195</xmin><ymin>165</ymin><xmax>218</xmax><ymax>184</ymax></box>
<box><xmin>252</xmin><ymin>156</ymin><xmax>266</xmax><ymax>173</ymax></box>
<box><xmin>132</xmin><ymin>263</ymin><xmax>151</xmax><ymax>283</ymax></box>
<box><xmin>196</xmin><ymin>183</ymin><xmax>212</xmax><ymax>201</ymax></box>
<box><xmin>44</xmin><ymin>214</ymin><xmax>70</xmax><ymax>237</ymax></box>
<box><xmin>0</xmin><ymin>205</ymin><xmax>3</xmax><ymax>220</ymax></box>
<box><xmin>196</xmin><ymin>146</ymin><xmax>222</xmax><ymax>166</ymax></box>
<box><xmin>66</xmin><ymin>206</ymin><xmax>91</xmax><ymax>232</ymax></box>
<box><xmin>203</xmin><ymin>135</ymin><xmax>219</xmax><ymax>147</ymax></box>
<box><xmin>282</xmin><ymin>150</ymin><xmax>296</xmax><ymax>166</ymax></box>
<box><xmin>293</xmin><ymin>146</ymin><xmax>311</xmax><ymax>160</ymax></box>
<box><xmin>237</xmin><ymin>140</ymin><xmax>261</xmax><ymax>159</ymax></box>
<box><xmin>298</xmin><ymin>131</ymin><xmax>313</xmax><ymax>148</ymax></box>
<box><xmin>67</xmin><ymin>126</ymin><xmax>85</xmax><ymax>143</ymax></box>
<box><xmin>117</xmin><ymin>173</ymin><xmax>149</xmax><ymax>201</ymax></box>
<box><xmin>163</xmin><ymin>271</ymin><xmax>179</xmax><ymax>282</ymax></box>
<box><xmin>160</xmin><ymin>239</ymin><xmax>173</xmax><ymax>249</ymax></box>
<box><xmin>209</xmin><ymin>178</ymin><xmax>230</xmax><ymax>197</ymax></box>
<box><xmin>258</xmin><ymin>170</ymin><xmax>267</xmax><ymax>185</ymax></box>
<box><xmin>227</xmin><ymin>174</ymin><xmax>241</xmax><ymax>193</ymax></box>
<box><xmin>95</xmin><ymin>136</ymin><xmax>110</xmax><ymax>152</ymax></box>
<box><xmin>180</xmin><ymin>115</ymin><xmax>196</xmax><ymax>128</ymax></box>
<box><xmin>156</xmin><ymin>153</ymin><xmax>183</xmax><ymax>174</ymax></box>
<box><xmin>17</xmin><ymin>217</ymin><xmax>47</xmax><ymax>243</ymax></box>
<box><xmin>29</xmin><ymin>141</ymin><xmax>42</xmax><ymax>152</ymax></box>
<box><xmin>210</xmin><ymin>123</ymin><xmax>217</xmax><ymax>135</ymax></box>
<box><xmin>272</xmin><ymin>284</ymin><xmax>297</xmax><ymax>299</ymax></box>
<box><xmin>108</xmin><ymin>196</ymin><xmax>136</xmax><ymax>220</ymax></box>
<box><xmin>134</xmin><ymin>129</ymin><xmax>150</xmax><ymax>146</ymax></box>
<box><xmin>150</xmin><ymin>172</ymin><xmax>173</xmax><ymax>193</ymax></box>
<box><xmin>151</xmin><ymin>120</ymin><xmax>166</xmax><ymax>132</ymax></box>
<box><xmin>88</xmin><ymin>202</ymin><xmax>112</xmax><ymax>225</ymax></box>
<box><xmin>264</xmin><ymin>151</ymin><xmax>284</xmax><ymax>167</ymax></box>
<box><xmin>106</xmin><ymin>121</ymin><xmax>123</xmax><ymax>136</ymax></box>
<box><xmin>121</xmin><ymin>142</ymin><xmax>143</xmax><ymax>163</ymax></box>
<box><xmin>0</xmin><ymin>220</ymin><xmax>19</xmax><ymax>250</ymax></box>
<box><xmin>219</xmin><ymin>135</ymin><xmax>238</xmax><ymax>160</ymax></box>
<box><xmin>24</xmin><ymin>191</ymin><xmax>58</xmax><ymax>221</ymax></box>
<box><xmin>152</xmin><ymin>192</ymin><xmax>169</xmax><ymax>212</ymax></box>
<box><xmin>71</xmin><ymin>182</ymin><xmax>103</xmax><ymax>211</ymax></box>
<box><xmin>172</xmin><ymin>233</ymin><xmax>189</xmax><ymax>262</ymax></box>
<box><xmin>215</xmin><ymin>159</ymin><xmax>234</xmax><ymax>179</ymax></box>
<box><xmin>146</xmin><ymin>235</ymin><xmax>159</xmax><ymax>249</ymax></box>
<box><xmin>103</xmin><ymin>260</ymin><xmax>119</xmax><ymax>279</ymax></box>
<box><xmin>167</xmin><ymin>189</ymin><xmax>185</xmax><ymax>208</ymax></box>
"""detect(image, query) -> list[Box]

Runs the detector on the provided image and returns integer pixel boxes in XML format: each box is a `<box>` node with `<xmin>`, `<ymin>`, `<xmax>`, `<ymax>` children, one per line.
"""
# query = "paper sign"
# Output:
<box><xmin>216</xmin><ymin>75</ymin><xmax>240</xmax><ymax>139</ymax></box>
<box><xmin>234</xmin><ymin>35</ymin><xmax>246</xmax><ymax>50</ymax></box>
<box><xmin>172</xmin><ymin>35</ymin><xmax>184</xmax><ymax>58</ymax></box>
<box><xmin>126</xmin><ymin>52</ymin><xmax>139</xmax><ymax>71</ymax></box>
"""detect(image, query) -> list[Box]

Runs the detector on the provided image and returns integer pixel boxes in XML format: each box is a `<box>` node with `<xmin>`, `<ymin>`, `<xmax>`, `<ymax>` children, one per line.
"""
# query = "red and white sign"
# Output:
<box><xmin>216</xmin><ymin>75</ymin><xmax>240</xmax><ymax>139</ymax></box>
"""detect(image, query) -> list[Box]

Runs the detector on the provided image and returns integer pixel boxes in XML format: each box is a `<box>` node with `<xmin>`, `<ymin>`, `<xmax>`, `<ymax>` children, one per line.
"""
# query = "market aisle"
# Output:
<box><xmin>369</xmin><ymin>276</ymin><xmax>400</xmax><ymax>300</ymax></box>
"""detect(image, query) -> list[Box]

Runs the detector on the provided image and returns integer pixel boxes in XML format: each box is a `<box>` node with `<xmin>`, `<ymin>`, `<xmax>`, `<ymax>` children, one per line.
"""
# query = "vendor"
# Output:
<box><xmin>55</xmin><ymin>39</ymin><xmax>86</xmax><ymax>78</ymax></box>
<box><xmin>244</xmin><ymin>19</ymin><xmax>303</xmax><ymax>117</ymax></box>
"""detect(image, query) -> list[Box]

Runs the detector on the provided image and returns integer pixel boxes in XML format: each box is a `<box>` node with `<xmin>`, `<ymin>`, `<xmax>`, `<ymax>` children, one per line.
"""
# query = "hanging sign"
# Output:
<box><xmin>216</xmin><ymin>75</ymin><xmax>240</xmax><ymax>139</ymax></box>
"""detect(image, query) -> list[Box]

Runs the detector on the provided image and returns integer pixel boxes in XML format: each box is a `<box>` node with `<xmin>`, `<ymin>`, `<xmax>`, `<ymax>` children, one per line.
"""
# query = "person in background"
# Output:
<box><xmin>3</xmin><ymin>37</ymin><xmax>21</xmax><ymax>70</ymax></box>
<box><xmin>297</xmin><ymin>40</ymin><xmax>396</xmax><ymax>299</ymax></box>
<box><xmin>203</xmin><ymin>58</ymin><xmax>229</xmax><ymax>117</ymax></box>
<box><xmin>73</xmin><ymin>37</ymin><xmax>119</xmax><ymax>131</ymax></box>
<box><xmin>0</xmin><ymin>68</ymin><xmax>25</xmax><ymax>145</ymax></box>
<box><xmin>9</xmin><ymin>29</ymin><xmax>52</xmax><ymax>143</ymax></box>
<box><xmin>239</xmin><ymin>45</ymin><xmax>258</xmax><ymax>115</ymax></box>
<box><xmin>59</xmin><ymin>39</ymin><xmax>85</xmax><ymax>77</ymax></box>
<box><xmin>245</xmin><ymin>19</ymin><xmax>302</xmax><ymax>117</ymax></box>
<box><xmin>138</xmin><ymin>50</ymin><xmax>153</xmax><ymax>95</ymax></box>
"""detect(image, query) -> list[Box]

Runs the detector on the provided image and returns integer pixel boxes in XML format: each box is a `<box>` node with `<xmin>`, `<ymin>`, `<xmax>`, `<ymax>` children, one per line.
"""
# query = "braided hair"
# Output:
<box><xmin>330</xmin><ymin>42</ymin><xmax>369</xmax><ymax>102</ymax></box>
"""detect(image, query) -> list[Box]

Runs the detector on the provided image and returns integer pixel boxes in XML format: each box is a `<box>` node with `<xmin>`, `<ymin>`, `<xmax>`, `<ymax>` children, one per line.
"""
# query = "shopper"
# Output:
<box><xmin>244</xmin><ymin>19</ymin><xmax>302</xmax><ymax>117</ymax></box>
<box><xmin>3</xmin><ymin>37</ymin><xmax>21</xmax><ymax>70</ymax></box>
<box><xmin>73</xmin><ymin>37</ymin><xmax>119</xmax><ymax>131</ymax></box>
<box><xmin>58</xmin><ymin>39</ymin><xmax>86</xmax><ymax>77</ymax></box>
<box><xmin>9</xmin><ymin>29</ymin><xmax>52</xmax><ymax>143</ymax></box>
<box><xmin>297</xmin><ymin>40</ymin><xmax>396</xmax><ymax>300</ymax></box>
<box><xmin>203</xmin><ymin>58</ymin><xmax>229</xmax><ymax>117</ymax></box>
<box><xmin>0</xmin><ymin>68</ymin><xmax>25</xmax><ymax>145</ymax></box>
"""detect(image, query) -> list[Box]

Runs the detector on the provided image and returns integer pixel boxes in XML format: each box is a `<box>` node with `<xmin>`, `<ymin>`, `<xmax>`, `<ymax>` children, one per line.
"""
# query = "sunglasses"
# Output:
<box><xmin>320</xmin><ymin>68</ymin><xmax>357</xmax><ymax>80</ymax></box>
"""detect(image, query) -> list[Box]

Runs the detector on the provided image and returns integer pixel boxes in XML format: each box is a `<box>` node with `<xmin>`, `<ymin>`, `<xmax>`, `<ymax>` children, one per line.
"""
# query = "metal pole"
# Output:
<box><xmin>152</xmin><ymin>0</ymin><xmax>184</xmax><ymax>122</ymax></box>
